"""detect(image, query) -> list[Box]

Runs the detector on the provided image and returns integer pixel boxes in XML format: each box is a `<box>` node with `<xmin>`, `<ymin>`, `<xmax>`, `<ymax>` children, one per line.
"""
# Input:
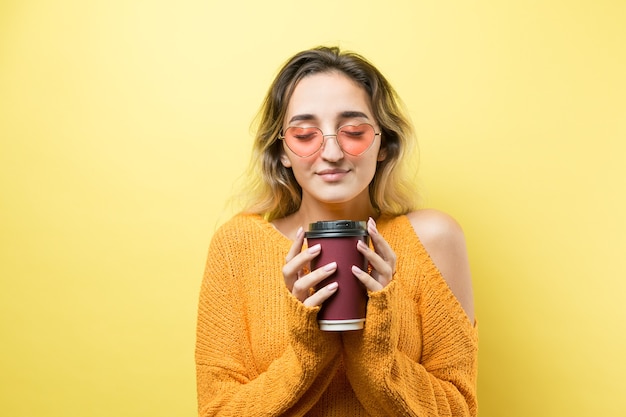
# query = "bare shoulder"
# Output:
<box><xmin>406</xmin><ymin>209</ymin><xmax>475</xmax><ymax>324</ymax></box>
<box><xmin>406</xmin><ymin>209</ymin><xmax>465</xmax><ymax>244</ymax></box>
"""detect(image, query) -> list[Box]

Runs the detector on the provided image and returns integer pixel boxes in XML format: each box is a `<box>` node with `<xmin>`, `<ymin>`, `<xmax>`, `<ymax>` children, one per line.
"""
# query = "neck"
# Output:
<box><xmin>294</xmin><ymin>196</ymin><xmax>378</xmax><ymax>226</ymax></box>
<box><xmin>271</xmin><ymin>194</ymin><xmax>379</xmax><ymax>241</ymax></box>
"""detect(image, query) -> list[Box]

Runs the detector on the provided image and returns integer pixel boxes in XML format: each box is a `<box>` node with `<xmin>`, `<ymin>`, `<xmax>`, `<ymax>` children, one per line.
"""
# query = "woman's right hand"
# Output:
<box><xmin>282</xmin><ymin>227</ymin><xmax>339</xmax><ymax>307</ymax></box>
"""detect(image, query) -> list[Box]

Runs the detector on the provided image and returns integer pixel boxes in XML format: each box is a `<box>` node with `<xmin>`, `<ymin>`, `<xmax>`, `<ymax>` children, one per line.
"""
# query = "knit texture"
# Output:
<box><xmin>196</xmin><ymin>213</ymin><xmax>478</xmax><ymax>416</ymax></box>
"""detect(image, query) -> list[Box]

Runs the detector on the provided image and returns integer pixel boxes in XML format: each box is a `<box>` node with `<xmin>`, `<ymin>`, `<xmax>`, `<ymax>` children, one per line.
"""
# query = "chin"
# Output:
<box><xmin>312</xmin><ymin>191</ymin><xmax>369</xmax><ymax>207</ymax></box>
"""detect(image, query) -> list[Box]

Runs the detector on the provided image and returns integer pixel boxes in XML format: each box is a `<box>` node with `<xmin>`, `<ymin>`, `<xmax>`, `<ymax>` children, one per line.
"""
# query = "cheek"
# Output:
<box><xmin>288</xmin><ymin>158</ymin><xmax>315</xmax><ymax>177</ymax></box>
<box><xmin>361</xmin><ymin>153</ymin><xmax>381</xmax><ymax>173</ymax></box>
<box><xmin>365</xmin><ymin>157</ymin><xmax>382</xmax><ymax>184</ymax></box>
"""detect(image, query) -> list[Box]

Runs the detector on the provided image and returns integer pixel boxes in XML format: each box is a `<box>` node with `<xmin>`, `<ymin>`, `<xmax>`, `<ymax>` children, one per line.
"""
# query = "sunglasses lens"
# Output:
<box><xmin>284</xmin><ymin>127</ymin><xmax>323</xmax><ymax>157</ymax></box>
<box><xmin>337</xmin><ymin>124</ymin><xmax>375</xmax><ymax>155</ymax></box>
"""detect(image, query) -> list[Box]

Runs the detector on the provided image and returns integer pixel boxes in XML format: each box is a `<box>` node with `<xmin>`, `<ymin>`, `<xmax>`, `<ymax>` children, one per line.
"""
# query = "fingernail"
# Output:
<box><xmin>352</xmin><ymin>265</ymin><xmax>362</xmax><ymax>274</ymax></box>
<box><xmin>296</xmin><ymin>227</ymin><xmax>303</xmax><ymax>237</ymax></box>
<box><xmin>307</xmin><ymin>244</ymin><xmax>321</xmax><ymax>254</ymax></box>
<box><xmin>327</xmin><ymin>282</ymin><xmax>338</xmax><ymax>291</ymax></box>
<box><xmin>368</xmin><ymin>218</ymin><xmax>378</xmax><ymax>234</ymax></box>
<box><xmin>324</xmin><ymin>262</ymin><xmax>337</xmax><ymax>271</ymax></box>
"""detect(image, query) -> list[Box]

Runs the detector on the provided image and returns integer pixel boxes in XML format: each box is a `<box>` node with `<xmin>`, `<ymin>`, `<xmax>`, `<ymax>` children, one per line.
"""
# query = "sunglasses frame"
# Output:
<box><xmin>278</xmin><ymin>123</ymin><xmax>382</xmax><ymax>158</ymax></box>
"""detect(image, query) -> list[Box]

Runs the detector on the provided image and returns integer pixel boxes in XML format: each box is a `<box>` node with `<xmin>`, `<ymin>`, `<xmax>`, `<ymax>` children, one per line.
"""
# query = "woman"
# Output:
<box><xmin>196</xmin><ymin>46</ymin><xmax>478</xmax><ymax>416</ymax></box>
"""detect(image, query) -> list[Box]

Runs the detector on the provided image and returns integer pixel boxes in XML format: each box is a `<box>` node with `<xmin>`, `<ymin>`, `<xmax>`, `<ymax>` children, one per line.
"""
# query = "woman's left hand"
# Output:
<box><xmin>352</xmin><ymin>217</ymin><xmax>396</xmax><ymax>292</ymax></box>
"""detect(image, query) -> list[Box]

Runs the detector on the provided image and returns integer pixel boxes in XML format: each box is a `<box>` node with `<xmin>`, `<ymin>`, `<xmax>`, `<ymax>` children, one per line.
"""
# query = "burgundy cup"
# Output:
<box><xmin>305</xmin><ymin>220</ymin><xmax>369</xmax><ymax>331</ymax></box>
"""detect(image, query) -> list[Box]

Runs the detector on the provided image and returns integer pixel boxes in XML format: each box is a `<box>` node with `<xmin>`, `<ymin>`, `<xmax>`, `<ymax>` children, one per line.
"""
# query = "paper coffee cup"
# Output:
<box><xmin>306</xmin><ymin>220</ymin><xmax>369</xmax><ymax>331</ymax></box>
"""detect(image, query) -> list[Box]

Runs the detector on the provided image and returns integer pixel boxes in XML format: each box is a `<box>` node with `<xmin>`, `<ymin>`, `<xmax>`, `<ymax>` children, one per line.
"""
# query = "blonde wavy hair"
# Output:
<box><xmin>239</xmin><ymin>46</ymin><xmax>419</xmax><ymax>221</ymax></box>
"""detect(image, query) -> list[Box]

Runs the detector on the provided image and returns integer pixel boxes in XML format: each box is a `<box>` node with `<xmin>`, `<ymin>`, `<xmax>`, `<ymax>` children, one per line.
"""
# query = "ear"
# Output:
<box><xmin>377</xmin><ymin>146</ymin><xmax>387</xmax><ymax>162</ymax></box>
<box><xmin>280</xmin><ymin>150</ymin><xmax>293</xmax><ymax>168</ymax></box>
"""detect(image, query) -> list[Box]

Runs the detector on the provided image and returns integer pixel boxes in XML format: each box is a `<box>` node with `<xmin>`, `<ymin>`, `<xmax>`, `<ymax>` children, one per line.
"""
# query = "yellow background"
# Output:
<box><xmin>1</xmin><ymin>1</ymin><xmax>625</xmax><ymax>416</ymax></box>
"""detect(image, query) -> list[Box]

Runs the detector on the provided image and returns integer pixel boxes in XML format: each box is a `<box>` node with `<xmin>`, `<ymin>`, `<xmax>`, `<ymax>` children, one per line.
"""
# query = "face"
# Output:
<box><xmin>280</xmin><ymin>71</ymin><xmax>385</xmax><ymax>209</ymax></box>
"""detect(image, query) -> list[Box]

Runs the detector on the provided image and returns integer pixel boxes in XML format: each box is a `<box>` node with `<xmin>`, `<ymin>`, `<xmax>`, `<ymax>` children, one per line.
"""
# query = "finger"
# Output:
<box><xmin>291</xmin><ymin>261</ymin><xmax>337</xmax><ymax>302</ymax></box>
<box><xmin>352</xmin><ymin>265</ymin><xmax>384</xmax><ymax>292</ymax></box>
<box><xmin>282</xmin><ymin>228</ymin><xmax>321</xmax><ymax>291</ymax></box>
<box><xmin>284</xmin><ymin>227</ymin><xmax>305</xmax><ymax>264</ymax></box>
<box><xmin>282</xmin><ymin>243</ymin><xmax>322</xmax><ymax>290</ymax></box>
<box><xmin>357</xmin><ymin>239</ymin><xmax>394</xmax><ymax>284</ymax></box>
<box><xmin>367</xmin><ymin>218</ymin><xmax>396</xmax><ymax>267</ymax></box>
<box><xmin>303</xmin><ymin>282</ymin><xmax>339</xmax><ymax>307</ymax></box>
<box><xmin>282</xmin><ymin>227</ymin><xmax>305</xmax><ymax>289</ymax></box>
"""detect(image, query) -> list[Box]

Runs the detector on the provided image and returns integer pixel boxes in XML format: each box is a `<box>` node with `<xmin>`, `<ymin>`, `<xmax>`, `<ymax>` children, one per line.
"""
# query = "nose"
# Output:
<box><xmin>320</xmin><ymin>134</ymin><xmax>344</xmax><ymax>161</ymax></box>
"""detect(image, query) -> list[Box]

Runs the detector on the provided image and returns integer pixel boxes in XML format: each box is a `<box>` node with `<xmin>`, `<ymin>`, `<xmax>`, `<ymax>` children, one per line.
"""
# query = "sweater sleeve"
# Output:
<box><xmin>341</xmin><ymin>279</ymin><xmax>478</xmax><ymax>417</ymax></box>
<box><xmin>195</xmin><ymin>227</ymin><xmax>342</xmax><ymax>417</ymax></box>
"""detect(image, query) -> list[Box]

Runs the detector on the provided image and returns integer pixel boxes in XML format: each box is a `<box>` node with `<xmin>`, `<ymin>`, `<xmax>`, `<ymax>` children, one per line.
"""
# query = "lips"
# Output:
<box><xmin>316</xmin><ymin>168</ymin><xmax>350</xmax><ymax>181</ymax></box>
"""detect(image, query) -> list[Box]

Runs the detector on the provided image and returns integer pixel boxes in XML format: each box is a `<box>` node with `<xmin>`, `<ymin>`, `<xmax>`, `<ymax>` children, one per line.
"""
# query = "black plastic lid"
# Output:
<box><xmin>305</xmin><ymin>220</ymin><xmax>368</xmax><ymax>238</ymax></box>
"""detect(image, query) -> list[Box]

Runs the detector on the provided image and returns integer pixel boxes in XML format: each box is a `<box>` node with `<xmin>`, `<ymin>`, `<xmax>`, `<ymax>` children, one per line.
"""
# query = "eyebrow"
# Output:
<box><xmin>287</xmin><ymin>111</ymin><xmax>371</xmax><ymax>125</ymax></box>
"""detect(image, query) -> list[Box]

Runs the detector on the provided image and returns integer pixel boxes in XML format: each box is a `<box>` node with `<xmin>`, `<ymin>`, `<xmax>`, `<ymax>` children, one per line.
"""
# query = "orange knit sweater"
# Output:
<box><xmin>196</xmin><ymin>213</ymin><xmax>478</xmax><ymax>416</ymax></box>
